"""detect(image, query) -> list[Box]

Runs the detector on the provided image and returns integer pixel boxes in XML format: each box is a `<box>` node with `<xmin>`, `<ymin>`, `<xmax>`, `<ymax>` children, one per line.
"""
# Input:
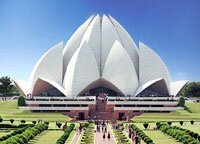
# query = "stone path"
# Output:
<box><xmin>94</xmin><ymin>124</ymin><xmax>116</xmax><ymax>144</ymax></box>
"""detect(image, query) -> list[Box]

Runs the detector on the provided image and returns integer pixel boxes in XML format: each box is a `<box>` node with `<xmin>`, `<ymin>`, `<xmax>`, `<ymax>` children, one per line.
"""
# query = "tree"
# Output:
<box><xmin>44</xmin><ymin>122</ymin><xmax>49</xmax><ymax>125</ymax></box>
<box><xmin>10</xmin><ymin>119</ymin><xmax>14</xmax><ymax>124</ymax></box>
<box><xmin>180</xmin><ymin>121</ymin><xmax>184</xmax><ymax>126</ymax></box>
<box><xmin>56</xmin><ymin>122</ymin><xmax>62</xmax><ymax>128</ymax></box>
<box><xmin>143</xmin><ymin>123</ymin><xmax>149</xmax><ymax>129</ymax></box>
<box><xmin>181</xmin><ymin>82</ymin><xmax>200</xmax><ymax>97</ymax></box>
<box><xmin>190</xmin><ymin>120</ymin><xmax>194</xmax><ymax>125</ymax></box>
<box><xmin>32</xmin><ymin>121</ymin><xmax>37</xmax><ymax>124</ymax></box>
<box><xmin>0</xmin><ymin>76</ymin><xmax>14</xmax><ymax>98</ymax></box>
<box><xmin>18</xmin><ymin>96</ymin><xmax>26</xmax><ymax>106</ymax></box>
<box><xmin>178</xmin><ymin>96</ymin><xmax>185</xmax><ymax>107</ymax></box>
<box><xmin>167</xmin><ymin>121</ymin><xmax>172</xmax><ymax>126</ymax></box>
<box><xmin>20</xmin><ymin>120</ymin><xmax>26</xmax><ymax>123</ymax></box>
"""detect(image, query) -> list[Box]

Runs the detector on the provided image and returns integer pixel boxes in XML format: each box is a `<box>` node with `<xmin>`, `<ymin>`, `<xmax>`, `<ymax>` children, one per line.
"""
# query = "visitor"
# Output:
<box><xmin>129</xmin><ymin>132</ymin><xmax>132</xmax><ymax>138</ymax></box>
<box><xmin>76</xmin><ymin>127</ymin><xmax>78</xmax><ymax>135</ymax></box>
<box><xmin>107</xmin><ymin>120</ymin><xmax>109</xmax><ymax>124</ymax></box>
<box><xmin>103</xmin><ymin>132</ymin><xmax>106</xmax><ymax>141</ymax></box>
<box><xmin>107</xmin><ymin>132</ymin><xmax>111</xmax><ymax>141</ymax></box>
<box><xmin>135</xmin><ymin>134</ymin><xmax>139</xmax><ymax>144</ymax></box>
<box><xmin>105</xmin><ymin>125</ymin><xmax>107</xmax><ymax>133</ymax></box>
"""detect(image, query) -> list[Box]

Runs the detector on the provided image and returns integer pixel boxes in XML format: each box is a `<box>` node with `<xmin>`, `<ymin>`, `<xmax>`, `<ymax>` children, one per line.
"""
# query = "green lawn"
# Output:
<box><xmin>135</xmin><ymin>123</ymin><xmax>182</xmax><ymax>144</ymax></box>
<box><xmin>173</xmin><ymin>121</ymin><xmax>200</xmax><ymax>134</ymax></box>
<box><xmin>28</xmin><ymin>130</ymin><xmax>64</xmax><ymax>144</ymax></box>
<box><xmin>65</xmin><ymin>130</ymin><xmax>76</xmax><ymax>144</ymax></box>
<box><xmin>0</xmin><ymin>130</ymin><xmax>12</xmax><ymax>137</ymax></box>
<box><xmin>132</xmin><ymin>102</ymin><xmax>200</xmax><ymax>122</ymax></box>
<box><xmin>0</xmin><ymin>100</ymin><xmax>71</xmax><ymax>122</ymax></box>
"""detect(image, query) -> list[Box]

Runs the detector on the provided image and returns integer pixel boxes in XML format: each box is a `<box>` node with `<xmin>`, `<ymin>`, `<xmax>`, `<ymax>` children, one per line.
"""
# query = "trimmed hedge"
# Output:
<box><xmin>131</xmin><ymin>124</ymin><xmax>154</xmax><ymax>144</ymax></box>
<box><xmin>56</xmin><ymin>123</ymin><xmax>75</xmax><ymax>144</ymax></box>
<box><xmin>0</xmin><ymin>124</ymin><xmax>34</xmax><ymax>142</ymax></box>
<box><xmin>18</xmin><ymin>96</ymin><xmax>26</xmax><ymax>106</ymax></box>
<box><xmin>0</xmin><ymin>123</ymin><xmax>33</xmax><ymax>129</ymax></box>
<box><xmin>0</xmin><ymin>124</ymin><xmax>48</xmax><ymax>144</ymax></box>
<box><xmin>143</xmin><ymin>123</ymin><xmax>149</xmax><ymax>129</ymax></box>
<box><xmin>157</xmin><ymin>123</ymin><xmax>200</xmax><ymax>144</ymax></box>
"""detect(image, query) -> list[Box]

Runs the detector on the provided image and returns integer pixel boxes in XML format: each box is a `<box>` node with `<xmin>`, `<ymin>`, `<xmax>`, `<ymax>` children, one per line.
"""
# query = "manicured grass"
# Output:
<box><xmin>0</xmin><ymin>130</ymin><xmax>12</xmax><ymax>137</ymax></box>
<box><xmin>28</xmin><ymin>130</ymin><xmax>64</xmax><ymax>144</ymax></box>
<box><xmin>135</xmin><ymin>123</ymin><xmax>182</xmax><ymax>144</ymax></box>
<box><xmin>65</xmin><ymin>130</ymin><xmax>76</xmax><ymax>144</ymax></box>
<box><xmin>132</xmin><ymin>102</ymin><xmax>200</xmax><ymax>122</ymax></box>
<box><xmin>0</xmin><ymin>100</ymin><xmax>71</xmax><ymax>122</ymax></box>
<box><xmin>173</xmin><ymin>121</ymin><xmax>200</xmax><ymax>134</ymax></box>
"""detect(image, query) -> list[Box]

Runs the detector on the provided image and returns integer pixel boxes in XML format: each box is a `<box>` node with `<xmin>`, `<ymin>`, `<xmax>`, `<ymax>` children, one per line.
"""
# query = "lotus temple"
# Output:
<box><xmin>14</xmin><ymin>15</ymin><xmax>188</xmax><ymax>120</ymax></box>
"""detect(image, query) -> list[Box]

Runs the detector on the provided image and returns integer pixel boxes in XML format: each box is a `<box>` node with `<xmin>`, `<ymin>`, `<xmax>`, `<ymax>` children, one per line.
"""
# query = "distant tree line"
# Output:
<box><xmin>181</xmin><ymin>82</ymin><xmax>200</xmax><ymax>97</ymax></box>
<box><xmin>0</xmin><ymin>76</ymin><xmax>20</xmax><ymax>97</ymax></box>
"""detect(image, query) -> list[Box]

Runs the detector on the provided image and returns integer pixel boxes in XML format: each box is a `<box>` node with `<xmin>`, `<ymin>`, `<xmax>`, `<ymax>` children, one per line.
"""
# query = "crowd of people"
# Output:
<box><xmin>95</xmin><ymin>120</ymin><xmax>111</xmax><ymax>141</ymax></box>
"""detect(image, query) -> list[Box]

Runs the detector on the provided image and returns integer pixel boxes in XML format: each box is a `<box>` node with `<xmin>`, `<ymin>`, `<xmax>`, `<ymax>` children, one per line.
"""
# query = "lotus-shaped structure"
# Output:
<box><xmin>14</xmin><ymin>15</ymin><xmax>188</xmax><ymax>97</ymax></box>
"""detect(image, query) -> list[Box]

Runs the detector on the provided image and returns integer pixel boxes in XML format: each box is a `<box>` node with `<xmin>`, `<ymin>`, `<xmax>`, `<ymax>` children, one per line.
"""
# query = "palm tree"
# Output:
<box><xmin>0</xmin><ymin>76</ymin><xmax>14</xmax><ymax>100</ymax></box>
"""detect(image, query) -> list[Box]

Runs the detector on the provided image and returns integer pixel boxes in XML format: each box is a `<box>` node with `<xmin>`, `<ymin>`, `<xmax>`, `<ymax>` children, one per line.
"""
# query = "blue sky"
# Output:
<box><xmin>0</xmin><ymin>0</ymin><xmax>199</xmax><ymax>81</ymax></box>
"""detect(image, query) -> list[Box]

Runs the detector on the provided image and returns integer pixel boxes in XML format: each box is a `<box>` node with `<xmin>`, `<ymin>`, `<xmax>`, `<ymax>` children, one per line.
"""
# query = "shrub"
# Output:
<box><xmin>157</xmin><ymin>123</ymin><xmax>199</xmax><ymax>144</ymax></box>
<box><xmin>56</xmin><ymin>123</ymin><xmax>62</xmax><ymax>128</ymax></box>
<box><xmin>193</xmin><ymin>133</ymin><xmax>199</xmax><ymax>139</ymax></box>
<box><xmin>10</xmin><ymin>119</ymin><xmax>14</xmax><ymax>124</ymax></box>
<box><xmin>178</xmin><ymin>96</ymin><xmax>185</xmax><ymax>107</ymax></box>
<box><xmin>44</xmin><ymin>122</ymin><xmax>49</xmax><ymax>125</ymax></box>
<box><xmin>32</xmin><ymin>121</ymin><xmax>37</xmax><ymax>124</ymax></box>
<box><xmin>20</xmin><ymin>120</ymin><xmax>26</xmax><ymax>124</ymax></box>
<box><xmin>156</xmin><ymin>122</ymin><xmax>161</xmax><ymax>128</ymax></box>
<box><xmin>167</xmin><ymin>121</ymin><xmax>172</xmax><ymax>126</ymax></box>
<box><xmin>18</xmin><ymin>96</ymin><xmax>26</xmax><ymax>106</ymax></box>
<box><xmin>197</xmin><ymin>135</ymin><xmax>200</xmax><ymax>141</ymax></box>
<box><xmin>190</xmin><ymin>120</ymin><xmax>194</xmax><ymax>125</ymax></box>
<box><xmin>0</xmin><ymin>124</ymin><xmax>34</xmax><ymax>142</ymax></box>
<box><xmin>84</xmin><ymin>123</ymin><xmax>89</xmax><ymax>128</ymax></box>
<box><xmin>56</xmin><ymin>123</ymin><xmax>75</xmax><ymax>144</ymax></box>
<box><xmin>79</xmin><ymin>123</ymin><xmax>94</xmax><ymax>144</ymax></box>
<box><xmin>143</xmin><ymin>123</ymin><xmax>149</xmax><ymax>129</ymax></box>
<box><xmin>180</xmin><ymin>121</ymin><xmax>184</xmax><ymax>126</ymax></box>
<box><xmin>0</xmin><ymin>117</ymin><xmax>3</xmax><ymax>123</ymax></box>
<box><xmin>131</xmin><ymin>124</ymin><xmax>154</xmax><ymax>144</ymax></box>
<box><xmin>0</xmin><ymin>124</ymin><xmax>48</xmax><ymax>143</ymax></box>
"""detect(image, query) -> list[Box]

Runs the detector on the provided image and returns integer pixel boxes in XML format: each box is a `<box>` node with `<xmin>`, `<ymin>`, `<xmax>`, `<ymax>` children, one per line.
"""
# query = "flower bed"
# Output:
<box><xmin>80</xmin><ymin>123</ymin><xmax>94</xmax><ymax>144</ymax></box>
<box><xmin>131</xmin><ymin>124</ymin><xmax>154</xmax><ymax>144</ymax></box>
<box><xmin>157</xmin><ymin>122</ymin><xmax>200</xmax><ymax>144</ymax></box>
<box><xmin>0</xmin><ymin>123</ymin><xmax>48</xmax><ymax>144</ymax></box>
<box><xmin>56</xmin><ymin>123</ymin><xmax>75</xmax><ymax>144</ymax></box>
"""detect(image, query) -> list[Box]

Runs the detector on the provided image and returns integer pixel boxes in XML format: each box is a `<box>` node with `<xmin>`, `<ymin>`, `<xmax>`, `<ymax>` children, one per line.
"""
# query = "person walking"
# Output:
<box><xmin>103</xmin><ymin>132</ymin><xmax>106</xmax><ymax>141</ymax></box>
<box><xmin>135</xmin><ymin>134</ymin><xmax>139</xmax><ymax>144</ymax></box>
<box><xmin>107</xmin><ymin>132</ymin><xmax>111</xmax><ymax>141</ymax></box>
<box><xmin>102</xmin><ymin>125</ymin><xmax>104</xmax><ymax>132</ymax></box>
<box><xmin>105</xmin><ymin>125</ymin><xmax>107</xmax><ymax>133</ymax></box>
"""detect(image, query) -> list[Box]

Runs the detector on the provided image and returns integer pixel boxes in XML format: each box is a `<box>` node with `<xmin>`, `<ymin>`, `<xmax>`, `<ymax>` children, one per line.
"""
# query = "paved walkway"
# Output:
<box><xmin>70</xmin><ymin>131</ymin><xmax>81</xmax><ymax>144</ymax></box>
<box><xmin>94</xmin><ymin>124</ymin><xmax>116</xmax><ymax>144</ymax></box>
